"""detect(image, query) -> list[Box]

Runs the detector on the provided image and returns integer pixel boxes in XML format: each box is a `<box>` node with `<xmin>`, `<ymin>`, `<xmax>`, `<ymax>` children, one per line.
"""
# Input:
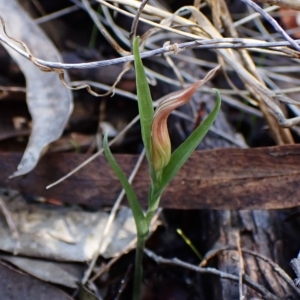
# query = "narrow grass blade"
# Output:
<box><xmin>103</xmin><ymin>133</ymin><xmax>147</xmax><ymax>234</ymax></box>
<box><xmin>133</xmin><ymin>37</ymin><xmax>154</xmax><ymax>168</ymax></box>
<box><xmin>177</xmin><ymin>228</ymin><xmax>202</xmax><ymax>261</ymax></box>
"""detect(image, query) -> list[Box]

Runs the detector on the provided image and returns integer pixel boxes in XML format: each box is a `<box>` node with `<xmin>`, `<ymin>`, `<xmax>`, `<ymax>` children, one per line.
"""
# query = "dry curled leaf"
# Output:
<box><xmin>0</xmin><ymin>192</ymin><xmax>157</xmax><ymax>261</ymax></box>
<box><xmin>0</xmin><ymin>0</ymin><xmax>73</xmax><ymax>177</ymax></box>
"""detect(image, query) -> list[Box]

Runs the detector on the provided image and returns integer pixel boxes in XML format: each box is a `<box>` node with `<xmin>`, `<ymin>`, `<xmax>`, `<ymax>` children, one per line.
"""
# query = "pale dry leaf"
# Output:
<box><xmin>0</xmin><ymin>0</ymin><xmax>73</xmax><ymax>177</ymax></box>
<box><xmin>0</xmin><ymin>192</ymin><xmax>158</xmax><ymax>261</ymax></box>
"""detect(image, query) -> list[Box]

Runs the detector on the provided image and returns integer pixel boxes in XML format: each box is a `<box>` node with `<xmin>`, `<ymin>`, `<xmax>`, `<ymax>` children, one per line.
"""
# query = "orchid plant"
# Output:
<box><xmin>103</xmin><ymin>37</ymin><xmax>221</xmax><ymax>300</ymax></box>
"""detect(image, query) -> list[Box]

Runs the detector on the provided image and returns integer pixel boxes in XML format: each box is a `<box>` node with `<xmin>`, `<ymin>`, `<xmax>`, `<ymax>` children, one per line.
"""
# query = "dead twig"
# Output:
<box><xmin>129</xmin><ymin>0</ymin><xmax>150</xmax><ymax>47</ymax></box>
<box><xmin>144</xmin><ymin>248</ymin><xmax>281</xmax><ymax>300</ymax></box>
<box><xmin>46</xmin><ymin>115</ymin><xmax>140</xmax><ymax>189</ymax></box>
<box><xmin>240</xmin><ymin>0</ymin><xmax>300</xmax><ymax>51</ymax></box>
<box><xmin>2</xmin><ymin>23</ymin><xmax>300</xmax><ymax>71</ymax></box>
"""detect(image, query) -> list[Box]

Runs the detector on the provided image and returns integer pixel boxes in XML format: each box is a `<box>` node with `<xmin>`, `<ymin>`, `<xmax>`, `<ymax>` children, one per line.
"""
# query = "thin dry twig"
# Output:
<box><xmin>82</xmin><ymin>0</ymin><xmax>129</xmax><ymax>55</ymax></box>
<box><xmin>233</xmin><ymin>5</ymin><xmax>279</xmax><ymax>28</ymax></box>
<box><xmin>90</xmin><ymin>241</ymin><xmax>137</xmax><ymax>283</ymax></box>
<box><xmin>46</xmin><ymin>115</ymin><xmax>140</xmax><ymax>188</ymax></box>
<box><xmin>0</xmin><ymin>16</ymin><xmax>123</xmax><ymax>98</ymax></box>
<box><xmin>1</xmin><ymin>31</ymin><xmax>300</xmax><ymax>71</ymax></box>
<box><xmin>144</xmin><ymin>248</ymin><xmax>281</xmax><ymax>300</ymax></box>
<box><xmin>129</xmin><ymin>0</ymin><xmax>150</xmax><ymax>47</ymax></box>
<box><xmin>240</xmin><ymin>0</ymin><xmax>300</xmax><ymax>51</ymax></box>
<box><xmin>35</xmin><ymin>5</ymin><xmax>80</xmax><ymax>24</ymax></box>
<box><xmin>0</xmin><ymin>86</ymin><xmax>26</xmax><ymax>100</ymax></box>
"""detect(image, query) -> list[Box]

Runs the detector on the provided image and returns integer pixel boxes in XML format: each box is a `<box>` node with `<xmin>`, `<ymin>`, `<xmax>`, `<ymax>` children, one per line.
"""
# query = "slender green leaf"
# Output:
<box><xmin>133</xmin><ymin>37</ymin><xmax>154</xmax><ymax>169</ymax></box>
<box><xmin>103</xmin><ymin>133</ymin><xmax>147</xmax><ymax>235</ymax></box>
<box><xmin>158</xmin><ymin>89</ymin><xmax>221</xmax><ymax>193</ymax></box>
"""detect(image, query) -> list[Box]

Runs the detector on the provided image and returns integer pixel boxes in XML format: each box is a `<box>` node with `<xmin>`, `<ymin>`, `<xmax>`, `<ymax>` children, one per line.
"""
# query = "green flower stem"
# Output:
<box><xmin>134</xmin><ymin>194</ymin><xmax>161</xmax><ymax>300</ymax></box>
<box><xmin>133</xmin><ymin>236</ymin><xmax>147</xmax><ymax>300</ymax></box>
<box><xmin>146</xmin><ymin>196</ymin><xmax>161</xmax><ymax>224</ymax></box>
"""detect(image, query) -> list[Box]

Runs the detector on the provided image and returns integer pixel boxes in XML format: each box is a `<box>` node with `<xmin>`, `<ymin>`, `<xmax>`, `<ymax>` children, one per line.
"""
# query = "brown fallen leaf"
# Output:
<box><xmin>0</xmin><ymin>0</ymin><xmax>73</xmax><ymax>177</ymax></box>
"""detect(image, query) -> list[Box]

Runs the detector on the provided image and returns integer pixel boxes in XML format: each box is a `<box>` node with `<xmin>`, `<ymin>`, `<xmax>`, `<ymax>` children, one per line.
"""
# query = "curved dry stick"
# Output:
<box><xmin>1</xmin><ymin>24</ymin><xmax>300</xmax><ymax>71</ymax></box>
<box><xmin>240</xmin><ymin>0</ymin><xmax>300</xmax><ymax>51</ymax></box>
<box><xmin>144</xmin><ymin>248</ymin><xmax>281</xmax><ymax>300</ymax></box>
<box><xmin>129</xmin><ymin>0</ymin><xmax>150</xmax><ymax>47</ymax></box>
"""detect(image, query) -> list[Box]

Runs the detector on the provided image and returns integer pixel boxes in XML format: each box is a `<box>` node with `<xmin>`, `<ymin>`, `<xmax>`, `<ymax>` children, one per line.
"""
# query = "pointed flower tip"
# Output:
<box><xmin>150</xmin><ymin>66</ymin><xmax>219</xmax><ymax>172</ymax></box>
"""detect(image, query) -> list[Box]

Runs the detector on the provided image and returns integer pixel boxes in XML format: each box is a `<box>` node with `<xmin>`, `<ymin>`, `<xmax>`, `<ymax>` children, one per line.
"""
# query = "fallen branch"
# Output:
<box><xmin>2</xmin><ymin>144</ymin><xmax>300</xmax><ymax>210</ymax></box>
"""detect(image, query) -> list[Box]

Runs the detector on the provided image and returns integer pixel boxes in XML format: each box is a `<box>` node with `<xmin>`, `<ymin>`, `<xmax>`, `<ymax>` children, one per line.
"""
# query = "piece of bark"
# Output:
<box><xmin>200</xmin><ymin>210</ymin><xmax>300</xmax><ymax>299</ymax></box>
<box><xmin>0</xmin><ymin>144</ymin><xmax>300</xmax><ymax>209</ymax></box>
